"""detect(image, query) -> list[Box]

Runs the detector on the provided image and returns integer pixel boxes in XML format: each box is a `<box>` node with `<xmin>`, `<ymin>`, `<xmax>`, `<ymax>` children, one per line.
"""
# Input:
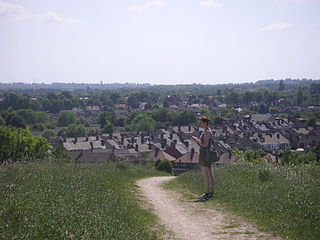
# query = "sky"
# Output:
<box><xmin>0</xmin><ymin>0</ymin><xmax>319</xmax><ymax>85</ymax></box>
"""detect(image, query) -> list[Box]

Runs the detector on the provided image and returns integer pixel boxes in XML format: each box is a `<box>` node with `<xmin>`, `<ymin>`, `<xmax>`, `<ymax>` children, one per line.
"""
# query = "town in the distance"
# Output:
<box><xmin>1</xmin><ymin>78</ymin><xmax>320</xmax><ymax>171</ymax></box>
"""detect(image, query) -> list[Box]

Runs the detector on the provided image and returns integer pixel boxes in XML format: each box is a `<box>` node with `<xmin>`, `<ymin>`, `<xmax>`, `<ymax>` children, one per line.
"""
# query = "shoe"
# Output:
<box><xmin>194</xmin><ymin>192</ymin><xmax>213</xmax><ymax>202</ymax></box>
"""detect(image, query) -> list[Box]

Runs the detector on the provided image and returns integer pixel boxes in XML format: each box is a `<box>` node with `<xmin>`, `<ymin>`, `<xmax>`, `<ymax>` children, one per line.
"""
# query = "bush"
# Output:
<box><xmin>0</xmin><ymin>126</ymin><xmax>50</xmax><ymax>163</ymax></box>
<box><xmin>57</xmin><ymin>111</ymin><xmax>76</xmax><ymax>127</ymax></box>
<box><xmin>156</xmin><ymin>159</ymin><xmax>172</xmax><ymax>173</ymax></box>
<box><xmin>42</xmin><ymin>129</ymin><xmax>55</xmax><ymax>138</ymax></box>
<box><xmin>155</xmin><ymin>159</ymin><xmax>161</xmax><ymax>168</ymax></box>
<box><xmin>57</xmin><ymin>124</ymin><xmax>86</xmax><ymax>138</ymax></box>
<box><xmin>32</xmin><ymin>123</ymin><xmax>46</xmax><ymax>131</ymax></box>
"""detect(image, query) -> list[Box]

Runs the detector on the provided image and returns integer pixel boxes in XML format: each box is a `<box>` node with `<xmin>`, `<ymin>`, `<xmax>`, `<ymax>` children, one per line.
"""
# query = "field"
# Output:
<box><xmin>0</xmin><ymin>161</ymin><xmax>166</xmax><ymax>240</ymax></box>
<box><xmin>164</xmin><ymin>163</ymin><xmax>320</xmax><ymax>240</ymax></box>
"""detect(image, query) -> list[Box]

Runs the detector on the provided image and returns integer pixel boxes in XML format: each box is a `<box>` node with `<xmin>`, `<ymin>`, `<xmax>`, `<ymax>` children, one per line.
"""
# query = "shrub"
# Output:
<box><xmin>57</xmin><ymin>111</ymin><xmax>76</xmax><ymax>127</ymax></box>
<box><xmin>42</xmin><ymin>129</ymin><xmax>55</xmax><ymax>138</ymax></box>
<box><xmin>156</xmin><ymin>159</ymin><xmax>172</xmax><ymax>173</ymax></box>
<box><xmin>155</xmin><ymin>159</ymin><xmax>161</xmax><ymax>168</ymax></box>
<box><xmin>0</xmin><ymin>126</ymin><xmax>50</xmax><ymax>163</ymax></box>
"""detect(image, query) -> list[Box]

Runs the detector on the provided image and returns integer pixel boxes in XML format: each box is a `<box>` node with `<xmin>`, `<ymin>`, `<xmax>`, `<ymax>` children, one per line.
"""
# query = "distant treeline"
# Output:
<box><xmin>1</xmin><ymin>79</ymin><xmax>319</xmax><ymax>94</ymax></box>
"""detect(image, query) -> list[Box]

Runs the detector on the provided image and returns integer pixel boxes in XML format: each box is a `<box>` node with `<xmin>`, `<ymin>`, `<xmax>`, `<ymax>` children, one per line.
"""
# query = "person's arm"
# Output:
<box><xmin>191</xmin><ymin>132</ymin><xmax>210</xmax><ymax>147</ymax></box>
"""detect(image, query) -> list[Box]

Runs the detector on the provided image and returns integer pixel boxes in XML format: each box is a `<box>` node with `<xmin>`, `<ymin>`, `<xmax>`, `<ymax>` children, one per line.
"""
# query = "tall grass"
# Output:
<box><xmin>0</xmin><ymin>161</ymin><xmax>166</xmax><ymax>240</ymax></box>
<box><xmin>165</xmin><ymin>163</ymin><xmax>320</xmax><ymax>240</ymax></box>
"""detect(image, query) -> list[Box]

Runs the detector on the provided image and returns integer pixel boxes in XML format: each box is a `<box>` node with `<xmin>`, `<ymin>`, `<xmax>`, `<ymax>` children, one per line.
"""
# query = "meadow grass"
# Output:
<box><xmin>164</xmin><ymin>163</ymin><xmax>320</xmax><ymax>240</ymax></box>
<box><xmin>0</xmin><ymin>161</ymin><xmax>166</xmax><ymax>240</ymax></box>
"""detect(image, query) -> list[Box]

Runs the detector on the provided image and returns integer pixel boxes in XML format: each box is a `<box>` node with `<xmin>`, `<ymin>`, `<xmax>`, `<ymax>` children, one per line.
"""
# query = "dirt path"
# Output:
<box><xmin>137</xmin><ymin>176</ymin><xmax>283</xmax><ymax>240</ymax></box>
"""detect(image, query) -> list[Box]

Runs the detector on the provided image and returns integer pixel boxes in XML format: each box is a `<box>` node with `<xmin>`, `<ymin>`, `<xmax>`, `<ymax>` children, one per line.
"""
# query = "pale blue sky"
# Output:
<box><xmin>0</xmin><ymin>0</ymin><xmax>319</xmax><ymax>85</ymax></box>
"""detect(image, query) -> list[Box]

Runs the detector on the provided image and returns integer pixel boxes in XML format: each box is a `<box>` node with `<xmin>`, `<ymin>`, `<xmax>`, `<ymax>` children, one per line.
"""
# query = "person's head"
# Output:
<box><xmin>199</xmin><ymin>116</ymin><xmax>210</xmax><ymax>129</ymax></box>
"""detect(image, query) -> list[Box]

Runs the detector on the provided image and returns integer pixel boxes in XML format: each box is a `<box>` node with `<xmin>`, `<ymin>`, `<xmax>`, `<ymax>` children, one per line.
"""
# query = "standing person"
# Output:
<box><xmin>191</xmin><ymin>117</ymin><xmax>214</xmax><ymax>201</ymax></box>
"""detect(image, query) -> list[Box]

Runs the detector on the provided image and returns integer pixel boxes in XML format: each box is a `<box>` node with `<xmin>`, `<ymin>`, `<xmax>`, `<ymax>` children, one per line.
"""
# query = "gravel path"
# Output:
<box><xmin>136</xmin><ymin>176</ymin><xmax>283</xmax><ymax>240</ymax></box>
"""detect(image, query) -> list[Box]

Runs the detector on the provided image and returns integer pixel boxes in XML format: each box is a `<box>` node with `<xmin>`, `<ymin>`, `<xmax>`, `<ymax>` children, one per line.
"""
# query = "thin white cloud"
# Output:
<box><xmin>131</xmin><ymin>0</ymin><xmax>165</xmax><ymax>12</ymax></box>
<box><xmin>0</xmin><ymin>1</ymin><xmax>86</xmax><ymax>26</ymax></box>
<box><xmin>262</xmin><ymin>22</ymin><xmax>293</xmax><ymax>32</ymax></box>
<box><xmin>273</xmin><ymin>0</ymin><xmax>307</xmax><ymax>3</ymax></box>
<box><xmin>200</xmin><ymin>0</ymin><xmax>222</xmax><ymax>8</ymax></box>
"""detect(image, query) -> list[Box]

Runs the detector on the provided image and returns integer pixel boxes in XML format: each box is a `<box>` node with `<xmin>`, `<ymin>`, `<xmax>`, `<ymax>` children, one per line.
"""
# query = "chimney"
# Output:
<box><xmin>85</xmin><ymin>137</ymin><xmax>88</xmax><ymax>142</ymax></box>
<box><xmin>178</xmin><ymin>125</ymin><xmax>181</xmax><ymax>132</ymax></box>
<box><xmin>163</xmin><ymin>138</ymin><xmax>167</xmax><ymax>145</ymax></box>
<box><xmin>188</xmin><ymin>125</ymin><xmax>191</xmax><ymax>131</ymax></box>
<box><xmin>109</xmin><ymin>132</ymin><xmax>113</xmax><ymax>139</ymax></box>
<box><xmin>135</xmin><ymin>144</ymin><xmax>139</xmax><ymax>152</ymax></box>
<box><xmin>73</xmin><ymin>137</ymin><xmax>77</xmax><ymax>144</ymax></box>
<box><xmin>161</xmin><ymin>142</ymin><xmax>165</xmax><ymax>149</ymax></box>
<box><xmin>96</xmin><ymin>136</ymin><xmax>99</xmax><ymax>141</ymax></box>
<box><xmin>190</xmin><ymin>148</ymin><xmax>195</xmax><ymax>160</ymax></box>
<box><xmin>277</xmin><ymin>133</ymin><xmax>280</xmax><ymax>139</ymax></box>
<box><xmin>101</xmin><ymin>140</ymin><xmax>105</xmax><ymax>146</ymax></box>
<box><xmin>161</xmin><ymin>134</ymin><xmax>164</xmax><ymax>140</ymax></box>
<box><xmin>155</xmin><ymin>147</ymin><xmax>160</xmax><ymax>158</ymax></box>
<box><xmin>148</xmin><ymin>143</ymin><xmax>152</xmax><ymax>150</ymax></box>
<box><xmin>170</xmin><ymin>133</ymin><xmax>173</xmax><ymax>140</ymax></box>
<box><xmin>171</xmin><ymin>140</ymin><xmax>177</xmax><ymax>148</ymax></box>
<box><xmin>90</xmin><ymin>142</ymin><xmax>93</xmax><ymax>152</ymax></box>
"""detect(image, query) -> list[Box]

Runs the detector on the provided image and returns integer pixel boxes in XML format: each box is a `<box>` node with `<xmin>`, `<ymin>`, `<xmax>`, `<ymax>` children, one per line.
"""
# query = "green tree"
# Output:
<box><xmin>0</xmin><ymin>116</ymin><xmax>5</xmax><ymax>126</ymax></box>
<box><xmin>57</xmin><ymin>111</ymin><xmax>76</xmax><ymax>127</ymax></box>
<box><xmin>65</xmin><ymin>124</ymin><xmax>86</xmax><ymax>137</ymax></box>
<box><xmin>43</xmin><ymin>129</ymin><xmax>55</xmax><ymax>138</ymax></box>
<box><xmin>0</xmin><ymin>93</ymin><xmax>30</xmax><ymax>110</ymax></box>
<box><xmin>0</xmin><ymin>126</ymin><xmax>50</xmax><ymax>163</ymax></box>
<box><xmin>5</xmin><ymin>113</ymin><xmax>26</xmax><ymax>128</ymax></box>
<box><xmin>102</xmin><ymin>121</ymin><xmax>115</xmax><ymax>134</ymax></box>
<box><xmin>99</xmin><ymin>111</ymin><xmax>116</xmax><ymax>127</ymax></box>
<box><xmin>131</xmin><ymin>114</ymin><xmax>155</xmax><ymax>131</ymax></box>
<box><xmin>315</xmin><ymin>143</ymin><xmax>320</xmax><ymax>162</ymax></box>
<box><xmin>173</xmin><ymin>111</ymin><xmax>197</xmax><ymax>126</ymax></box>
<box><xmin>279</xmin><ymin>80</ymin><xmax>285</xmax><ymax>91</ymax></box>
<box><xmin>307</xmin><ymin>116</ymin><xmax>317</xmax><ymax>127</ymax></box>
<box><xmin>150</xmin><ymin>108</ymin><xmax>173</xmax><ymax>123</ymax></box>
<box><xmin>30</xmin><ymin>99</ymin><xmax>42</xmax><ymax>111</ymax></box>
<box><xmin>296</xmin><ymin>89</ymin><xmax>304</xmax><ymax>106</ymax></box>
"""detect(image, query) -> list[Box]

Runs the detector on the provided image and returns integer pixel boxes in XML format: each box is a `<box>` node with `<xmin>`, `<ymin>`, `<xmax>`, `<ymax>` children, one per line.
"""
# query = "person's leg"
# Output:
<box><xmin>207</xmin><ymin>167</ymin><xmax>214</xmax><ymax>193</ymax></box>
<box><xmin>201</xmin><ymin>166</ymin><xmax>209</xmax><ymax>193</ymax></box>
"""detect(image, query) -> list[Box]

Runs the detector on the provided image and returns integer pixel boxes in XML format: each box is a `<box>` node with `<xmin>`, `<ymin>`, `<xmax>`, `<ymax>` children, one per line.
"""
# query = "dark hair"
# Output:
<box><xmin>200</xmin><ymin>117</ymin><xmax>210</xmax><ymax>125</ymax></box>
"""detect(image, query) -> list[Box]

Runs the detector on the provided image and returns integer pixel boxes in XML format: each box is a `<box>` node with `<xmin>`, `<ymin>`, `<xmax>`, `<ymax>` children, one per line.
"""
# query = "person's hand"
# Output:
<box><xmin>191</xmin><ymin>136</ymin><xmax>199</xmax><ymax>143</ymax></box>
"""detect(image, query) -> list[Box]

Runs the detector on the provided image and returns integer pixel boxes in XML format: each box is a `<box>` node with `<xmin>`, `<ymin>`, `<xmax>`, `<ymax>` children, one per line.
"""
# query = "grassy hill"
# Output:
<box><xmin>164</xmin><ymin>163</ymin><xmax>320</xmax><ymax>240</ymax></box>
<box><xmin>0</xmin><ymin>161</ymin><xmax>166</xmax><ymax>240</ymax></box>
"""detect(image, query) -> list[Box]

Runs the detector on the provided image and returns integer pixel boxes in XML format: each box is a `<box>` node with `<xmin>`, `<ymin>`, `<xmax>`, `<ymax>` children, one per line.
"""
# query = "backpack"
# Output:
<box><xmin>205</xmin><ymin>134</ymin><xmax>220</xmax><ymax>163</ymax></box>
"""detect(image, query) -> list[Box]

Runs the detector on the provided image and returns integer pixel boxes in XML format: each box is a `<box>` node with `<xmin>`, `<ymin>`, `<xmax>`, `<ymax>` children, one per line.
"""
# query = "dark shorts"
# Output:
<box><xmin>199</xmin><ymin>149</ymin><xmax>211</xmax><ymax>168</ymax></box>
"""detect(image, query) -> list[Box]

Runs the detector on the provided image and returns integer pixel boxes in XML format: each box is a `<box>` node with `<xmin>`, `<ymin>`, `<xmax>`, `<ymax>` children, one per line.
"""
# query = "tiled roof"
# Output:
<box><xmin>174</xmin><ymin>152</ymin><xmax>199</xmax><ymax>164</ymax></box>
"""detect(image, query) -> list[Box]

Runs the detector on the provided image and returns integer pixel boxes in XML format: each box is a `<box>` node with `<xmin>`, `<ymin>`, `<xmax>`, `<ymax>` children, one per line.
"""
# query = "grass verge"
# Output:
<box><xmin>0</xmin><ymin>161</ymin><xmax>167</xmax><ymax>240</ymax></box>
<box><xmin>164</xmin><ymin>163</ymin><xmax>320</xmax><ymax>240</ymax></box>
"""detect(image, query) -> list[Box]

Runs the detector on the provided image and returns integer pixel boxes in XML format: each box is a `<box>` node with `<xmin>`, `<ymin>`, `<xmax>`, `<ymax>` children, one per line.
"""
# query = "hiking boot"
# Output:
<box><xmin>194</xmin><ymin>192</ymin><xmax>213</xmax><ymax>202</ymax></box>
